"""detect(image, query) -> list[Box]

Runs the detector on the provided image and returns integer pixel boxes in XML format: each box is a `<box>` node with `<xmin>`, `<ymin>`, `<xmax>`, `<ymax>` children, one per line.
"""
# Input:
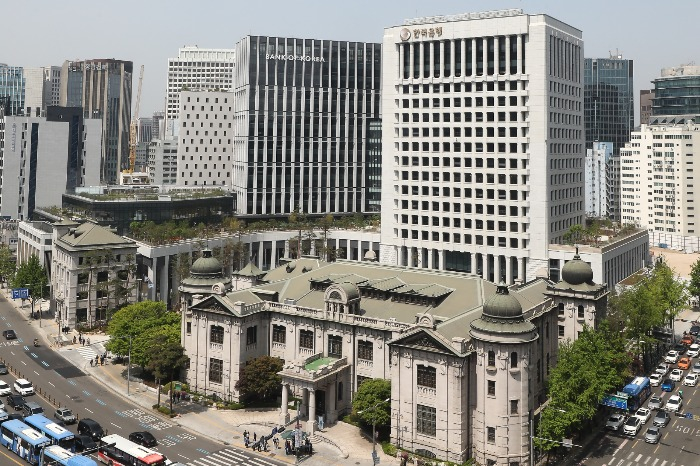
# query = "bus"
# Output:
<box><xmin>0</xmin><ymin>419</ymin><xmax>51</xmax><ymax>465</ymax></box>
<box><xmin>601</xmin><ymin>376</ymin><xmax>651</xmax><ymax>412</ymax></box>
<box><xmin>25</xmin><ymin>414</ymin><xmax>75</xmax><ymax>451</ymax></box>
<box><xmin>40</xmin><ymin>445</ymin><xmax>97</xmax><ymax>466</ymax></box>
<box><xmin>98</xmin><ymin>434</ymin><xmax>167</xmax><ymax>466</ymax></box>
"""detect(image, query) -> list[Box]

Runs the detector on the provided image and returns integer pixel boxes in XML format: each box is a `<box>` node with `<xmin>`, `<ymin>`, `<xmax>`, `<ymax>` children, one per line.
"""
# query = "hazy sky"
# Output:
<box><xmin>4</xmin><ymin>0</ymin><xmax>698</xmax><ymax>121</ymax></box>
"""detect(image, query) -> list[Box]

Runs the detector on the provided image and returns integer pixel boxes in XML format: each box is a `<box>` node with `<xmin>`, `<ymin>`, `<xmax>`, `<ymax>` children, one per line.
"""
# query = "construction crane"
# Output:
<box><xmin>127</xmin><ymin>65</ymin><xmax>144</xmax><ymax>173</ymax></box>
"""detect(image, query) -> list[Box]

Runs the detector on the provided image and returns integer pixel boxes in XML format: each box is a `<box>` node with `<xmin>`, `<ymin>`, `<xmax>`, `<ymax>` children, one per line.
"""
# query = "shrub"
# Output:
<box><xmin>381</xmin><ymin>441</ymin><xmax>397</xmax><ymax>456</ymax></box>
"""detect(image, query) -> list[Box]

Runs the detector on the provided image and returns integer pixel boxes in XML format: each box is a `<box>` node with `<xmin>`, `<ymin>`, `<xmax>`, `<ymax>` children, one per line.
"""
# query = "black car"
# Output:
<box><xmin>77</xmin><ymin>418</ymin><xmax>104</xmax><ymax>440</ymax></box>
<box><xmin>691</xmin><ymin>325</ymin><xmax>700</xmax><ymax>336</ymax></box>
<box><xmin>674</xmin><ymin>343</ymin><xmax>688</xmax><ymax>355</ymax></box>
<box><xmin>2</xmin><ymin>330</ymin><xmax>16</xmax><ymax>340</ymax></box>
<box><xmin>6</xmin><ymin>413</ymin><xmax>23</xmax><ymax>422</ymax></box>
<box><xmin>74</xmin><ymin>434</ymin><xmax>97</xmax><ymax>453</ymax></box>
<box><xmin>129</xmin><ymin>431</ymin><xmax>157</xmax><ymax>447</ymax></box>
<box><xmin>0</xmin><ymin>363</ymin><xmax>7</xmax><ymax>375</ymax></box>
<box><xmin>6</xmin><ymin>394</ymin><xmax>25</xmax><ymax>410</ymax></box>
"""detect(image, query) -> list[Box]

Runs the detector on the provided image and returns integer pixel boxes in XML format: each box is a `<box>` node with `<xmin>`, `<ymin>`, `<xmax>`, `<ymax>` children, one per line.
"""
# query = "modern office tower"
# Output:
<box><xmin>640</xmin><ymin>89</ymin><xmax>654</xmax><ymax>125</ymax></box>
<box><xmin>650</xmin><ymin>65</ymin><xmax>700</xmax><ymax>121</ymax></box>
<box><xmin>366</xmin><ymin>119</ymin><xmax>382</xmax><ymax>212</ymax></box>
<box><xmin>0</xmin><ymin>107</ymin><xmax>102</xmax><ymax>219</ymax></box>
<box><xmin>151</xmin><ymin>111</ymin><xmax>165</xmax><ymax>140</ymax></box>
<box><xmin>585</xmin><ymin>141</ymin><xmax>613</xmax><ymax>217</ymax></box>
<box><xmin>24</xmin><ymin>66</ymin><xmax>61</xmax><ymax>116</ymax></box>
<box><xmin>232</xmin><ymin>35</ymin><xmax>381</xmax><ymax>216</ymax></box>
<box><xmin>0</xmin><ymin>64</ymin><xmax>25</xmax><ymax>116</ymax></box>
<box><xmin>148</xmin><ymin>139</ymin><xmax>178</xmax><ymax>185</ymax></box>
<box><xmin>380</xmin><ymin>9</ymin><xmax>584</xmax><ymax>285</ymax></box>
<box><xmin>138</xmin><ymin>117</ymin><xmax>154</xmax><ymax>143</ymax></box>
<box><xmin>177</xmin><ymin>90</ymin><xmax>232</xmax><ymax>187</ymax></box>
<box><xmin>165</xmin><ymin>46</ymin><xmax>235</xmax><ymax>127</ymax></box>
<box><xmin>59</xmin><ymin>59</ymin><xmax>133</xmax><ymax>185</ymax></box>
<box><xmin>583</xmin><ymin>55</ymin><xmax>634</xmax><ymax>151</ymax></box>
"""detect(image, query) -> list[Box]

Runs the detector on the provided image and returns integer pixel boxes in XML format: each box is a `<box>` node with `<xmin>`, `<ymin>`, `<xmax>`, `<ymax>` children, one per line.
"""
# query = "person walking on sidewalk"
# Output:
<box><xmin>87</xmin><ymin>337</ymin><xmax>90</xmax><ymax>346</ymax></box>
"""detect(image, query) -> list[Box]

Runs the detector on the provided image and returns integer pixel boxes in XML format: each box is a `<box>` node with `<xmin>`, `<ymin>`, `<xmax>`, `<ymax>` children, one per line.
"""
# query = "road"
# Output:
<box><xmin>0</xmin><ymin>295</ymin><xmax>283</xmax><ymax>466</ymax></box>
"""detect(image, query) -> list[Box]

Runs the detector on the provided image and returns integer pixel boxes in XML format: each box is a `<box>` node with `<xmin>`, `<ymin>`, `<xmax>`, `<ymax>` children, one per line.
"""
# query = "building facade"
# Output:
<box><xmin>0</xmin><ymin>64</ymin><xmax>24</xmax><ymax>116</ymax></box>
<box><xmin>23</xmin><ymin>66</ymin><xmax>61</xmax><ymax>117</ymax></box>
<box><xmin>232</xmin><ymin>35</ymin><xmax>382</xmax><ymax>216</ymax></box>
<box><xmin>650</xmin><ymin>65</ymin><xmax>700</xmax><ymax>121</ymax></box>
<box><xmin>379</xmin><ymin>10</ymin><xmax>585</xmax><ymax>284</ymax></box>
<box><xmin>148</xmin><ymin>139</ymin><xmax>178</xmax><ymax>185</ymax></box>
<box><xmin>640</xmin><ymin>89</ymin><xmax>654</xmax><ymax>126</ymax></box>
<box><xmin>585</xmin><ymin>141</ymin><xmax>613</xmax><ymax>218</ymax></box>
<box><xmin>176</xmin><ymin>90</ymin><xmax>232</xmax><ymax>187</ymax></box>
<box><xmin>59</xmin><ymin>59</ymin><xmax>133</xmax><ymax>184</ymax></box>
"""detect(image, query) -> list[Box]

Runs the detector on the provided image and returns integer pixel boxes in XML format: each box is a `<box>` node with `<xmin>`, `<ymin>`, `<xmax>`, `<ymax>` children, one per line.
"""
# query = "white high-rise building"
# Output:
<box><xmin>176</xmin><ymin>90</ymin><xmax>232</xmax><ymax>187</ymax></box>
<box><xmin>165</xmin><ymin>46</ymin><xmax>235</xmax><ymax>134</ymax></box>
<box><xmin>148</xmin><ymin>138</ymin><xmax>178</xmax><ymax>185</ymax></box>
<box><xmin>24</xmin><ymin>66</ymin><xmax>61</xmax><ymax>116</ymax></box>
<box><xmin>380</xmin><ymin>9</ymin><xmax>585</xmax><ymax>284</ymax></box>
<box><xmin>585</xmin><ymin>141</ymin><xmax>613</xmax><ymax>218</ymax></box>
<box><xmin>620</xmin><ymin>122</ymin><xmax>700</xmax><ymax>251</ymax></box>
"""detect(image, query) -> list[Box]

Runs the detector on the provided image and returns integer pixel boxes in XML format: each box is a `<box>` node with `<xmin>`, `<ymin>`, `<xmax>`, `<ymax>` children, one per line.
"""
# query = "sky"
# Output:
<box><xmin>4</xmin><ymin>0</ymin><xmax>698</xmax><ymax>122</ymax></box>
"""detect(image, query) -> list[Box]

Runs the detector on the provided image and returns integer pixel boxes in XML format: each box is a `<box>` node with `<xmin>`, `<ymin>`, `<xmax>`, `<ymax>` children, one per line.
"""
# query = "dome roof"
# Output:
<box><xmin>364</xmin><ymin>250</ymin><xmax>377</xmax><ymax>261</ymax></box>
<box><xmin>482</xmin><ymin>283</ymin><xmax>523</xmax><ymax>320</ymax></box>
<box><xmin>190</xmin><ymin>249</ymin><xmax>223</xmax><ymax>276</ymax></box>
<box><xmin>561</xmin><ymin>249</ymin><xmax>594</xmax><ymax>286</ymax></box>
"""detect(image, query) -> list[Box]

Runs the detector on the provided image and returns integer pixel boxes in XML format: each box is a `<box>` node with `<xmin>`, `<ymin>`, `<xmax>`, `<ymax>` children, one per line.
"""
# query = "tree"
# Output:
<box><xmin>317</xmin><ymin>214</ymin><xmax>334</xmax><ymax>261</ymax></box>
<box><xmin>688</xmin><ymin>258</ymin><xmax>700</xmax><ymax>308</ymax></box>
<box><xmin>649</xmin><ymin>261</ymin><xmax>688</xmax><ymax>329</ymax></box>
<box><xmin>105</xmin><ymin>301</ymin><xmax>174</xmax><ymax>360</ymax></box>
<box><xmin>0</xmin><ymin>245</ymin><xmax>16</xmax><ymax>285</ymax></box>
<box><xmin>235</xmin><ymin>356</ymin><xmax>283</xmax><ymax>403</ymax></box>
<box><xmin>352</xmin><ymin>379</ymin><xmax>391</xmax><ymax>427</ymax></box>
<box><xmin>562</xmin><ymin>224</ymin><xmax>586</xmax><ymax>245</ymax></box>
<box><xmin>12</xmin><ymin>255</ymin><xmax>48</xmax><ymax>317</ymax></box>
<box><xmin>145</xmin><ymin>329</ymin><xmax>189</xmax><ymax>407</ymax></box>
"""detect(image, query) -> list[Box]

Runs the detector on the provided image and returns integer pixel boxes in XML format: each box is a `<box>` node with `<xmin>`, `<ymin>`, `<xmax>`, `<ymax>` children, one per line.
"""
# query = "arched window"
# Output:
<box><xmin>577</xmin><ymin>304</ymin><xmax>585</xmax><ymax>319</ymax></box>
<box><xmin>487</xmin><ymin>350</ymin><xmax>496</xmax><ymax>367</ymax></box>
<box><xmin>510</xmin><ymin>351</ymin><xmax>518</xmax><ymax>368</ymax></box>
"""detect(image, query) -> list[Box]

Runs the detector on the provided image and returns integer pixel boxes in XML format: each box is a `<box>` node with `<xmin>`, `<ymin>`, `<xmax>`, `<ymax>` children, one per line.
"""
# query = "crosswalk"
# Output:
<box><xmin>75</xmin><ymin>345</ymin><xmax>99</xmax><ymax>361</ymax></box>
<box><xmin>606</xmin><ymin>451</ymin><xmax>687</xmax><ymax>466</ymax></box>
<box><xmin>186</xmin><ymin>448</ymin><xmax>281</xmax><ymax>466</ymax></box>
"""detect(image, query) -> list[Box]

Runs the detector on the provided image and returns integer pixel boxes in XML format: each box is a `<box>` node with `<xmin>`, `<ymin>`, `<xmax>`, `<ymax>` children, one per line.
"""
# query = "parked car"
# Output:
<box><xmin>661</xmin><ymin>379</ymin><xmax>676</xmax><ymax>392</ymax></box>
<box><xmin>648</xmin><ymin>395</ymin><xmax>664</xmax><ymax>410</ymax></box>
<box><xmin>77</xmin><ymin>418</ymin><xmax>104</xmax><ymax>440</ymax></box>
<box><xmin>649</xmin><ymin>373</ymin><xmax>662</xmax><ymax>387</ymax></box>
<box><xmin>74</xmin><ymin>434</ymin><xmax>97</xmax><ymax>453</ymax></box>
<box><xmin>635</xmin><ymin>407</ymin><xmax>652</xmax><ymax>424</ymax></box>
<box><xmin>670</xmin><ymin>369</ymin><xmax>684</xmax><ymax>381</ymax></box>
<box><xmin>666</xmin><ymin>395</ymin><xmax>683</xmax><ymax>413</ymax></box>
<box><xmin>665</xmin><ymin>350</ymin><xmax>680</xmax><ymax>364</ymax></box>
<box><xmin>644</xmin><ymin>426</ymin><xmax>662</xmax><ymax>444</ymax></box>
<box><xmin>0</xmin><ymin>363</ymin><xmax>7</xmax><ymax>375</ymax></box>
<box><xmin>606</xmin><ymin>413</ymin><xmax>627</xmax><ymax>431</ymax></box>
<box><xmin>13</xmin><ymin>379</ymin><xmax>33</xmax><ymax>396</ymax></box>
<box><xmin>679</xmin><ymin>357</ymin><xmax>692</xmax><ymax>370</ymax></box>
<box><xmin>128</xmin><ymin>431</ymin><xmax>157</xmax><ymax>447</ymax></box>
<box><xmin>690</xmin><ymin>325</ymin><xmax>700</xmax><ymax>336</ymax></box>
<box><xmin>22</xmin><ymin>402</ymin><xmax>43</xmax><ymax>417</ymax></box>
<box><xmin>623</xmin><ymin>416</ymin><xmax>643</xmax><ymax>436</ymax></box>
<box><xmin>54</xmin><ymin>408</ymin><xmax>76</xmax><ymax>424</ymax></box>
<box><xmin>653</xmin><ymin>410</ymin><xmax>671</xmax><ymax>427</ymax></box>
<box><xmin>0</xmin><ymin>381</ymin><xmax>11</xmax><ymax>396</ymax></box>
<box><xmin>2</xmin><ymin>330</ymin><xmax>16</xmax><ymax>340</ymax></box>
<box><xmin>655</xmin><ymin>363</ymin><xmax>670</xmax><ymax>376</ymax></box>
<box><xmin>684</xmin><ymin>373</ymin><xmax>699</xmax><ymax>387</ymax></box>
<box><xmin>688</xmin><ymin>344</ymin><xmax>700</xmax><ymax>358</ymax></box>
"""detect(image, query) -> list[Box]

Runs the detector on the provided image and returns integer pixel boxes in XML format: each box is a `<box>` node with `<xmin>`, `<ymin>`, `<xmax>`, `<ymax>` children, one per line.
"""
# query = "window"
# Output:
<box><xmin>578</xmin><ymin>305</ymin><xmax>585</xmax><ymax>319</ymax></box>
<box><xmin>210</xmin><ymin>325</ymin><xmax>224</xmax><ymax>344</ymax></box>
<box><xmin>338</xmin><ymin>382</ymin><xmax>343</xmax><ymax>401</ymax></box>
<box><xmin>272</xmin><ymin>325</ymin><xmax>286</xmax><ymax>344</ymax></box>
<box><xmin>416</xmin><ymin>405</ymin><xmax>436</xmax><ymax>436</ymax></box>
<box><xmin>510</xmin><ymin>352</ymin><xmax>518</xmax><ymax>368</ymax></box>
<box><xmin>487</xmin><ymin>350</ymin><xmax>496</xmax><ymax>367</ymax></box>
<box><xmin>209</xmin><ymin>358</ymin><xmax>223</xmax><ymax>384</ymax></box>
<box><xmin>487</xmin><ymin>427</ymin><xmax>496</xmax><ymax>443</ymax></box>
<box><xmin>246</xmin><ymin>326</ymin><xmax>258</xmax><ymax>345</ymax></box>
<box><xmin>328</xmin><ymin>335</ymin><xmax>343</xmax><ymax>357</ymax></box>
<box><xmin>417</xmin><ymin>365</ymin><xmax>436</xmax><ymax>388</ymax></box>
<box><xmin>510</xmin><ymin>399</ymin><xmax>519</xmax><ymax>414</ymax></box>
<box><xmin>357</xmin><ymin>375</ymin><xmax>370</xmax><ymax>388</ymax></box>
<box><xmin>300</xmin><ymin>330</ymin><xmax>314</xmax><ymax>349</ymax></box>
<box><xmin>186</xmin><ymin>322</ymin><xmax>192</xmax><ymax>334</ymax></box>
<box><xmin>358</xmin><ymin>340</ymin><xmax>373</xmax><ymax>361</ymax></box>
<box><xmin>558</xmin><ymin>325</ymin><xmax>565</xmax><ymax>337</ymax></box>
<box><xmin>558</xmin><ymin>302</ymin><xmax>565</xmax><ymax>316</ymax></box>
<box><xmin>487</xmin><ymin>380</ymin><xmax>496</xmax><ymax>396</ymax></box>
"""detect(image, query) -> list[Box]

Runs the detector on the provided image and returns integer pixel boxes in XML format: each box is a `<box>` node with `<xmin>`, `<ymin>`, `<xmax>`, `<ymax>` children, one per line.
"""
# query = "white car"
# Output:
<box><xmin>13</xmin><ymin>379</ymin><xmax>33</xmax><ymax>396</ymax></box>
<box><xmin>623</xmin><ymin>416</ymin><xmax>643</xmax><ymax>436</ymax></box>
<box><xmin>688</xmin><ymin>344</ymin><xmax>700</xmax><ymax>358</ymax></box>
<box><xmin>0</xmin><ymin>380</ymin><xmax>10</xmax><ymax>396</ymax></box>
<box><xmin>635</xmin><ymin>407</ymin><xmax>652</xmax><ymax>424</ymax></box>
<box><xmin>665</xmin><ymin>351</ymin><xmax>680</xmax><ymax>364</ymax></box>
<box><xmin>655</xmin><ymin>363</ymin><xmax>670</xmax><ymax>376</ymax></box>
<box><xmin>649</xmin><ymin>373</ymin><xmax>662</xmax><ymax>386</ymax></box>
<box><xmin>684</xmin><ymin>373</ymin><xmax>699</xmax><ymax>387</ymax></box>
<box><xmin>670</xmin><ymin>369</ymin><xmax>684</xmax><ymax>382</ymax></box>
<box><xmin>666</xmin><ymin>395</ymin><xmax>683</xmax><ymax>413</ymax></box>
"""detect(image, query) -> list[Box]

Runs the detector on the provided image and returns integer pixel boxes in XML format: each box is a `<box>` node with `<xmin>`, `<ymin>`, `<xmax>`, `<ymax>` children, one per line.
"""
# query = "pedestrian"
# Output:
<box><xmin>95</xmin><ymin>356</ymin><xmax>99</xmax><ymax>366</ymax></box>
<box><xmin>253</xmin><ymin>432</ymin><xmax>257</xmax><ymax>442</ymax></box>
<box><xmin>90</xmin><ymin>359</ymin><xmax>93</xmax><ymax>367</ymax></box>
<box><xmin>101</xmin><ymin>356</ymin><xmax>105</xmax><ymax>366</ymax></box>
<box><xmin>87</xmin><ymin>337</ymin><xmax>90</xmax><ymax>345</ymax></box>
<box><xmin>73</xmin><ymin>336</ymin><xmax>77</xmax><ymax>344</ymax></box>
<box><xmin>80</xmin><ymin>338</ymin><xmax>84</xmax><ymax>346</ymax></box>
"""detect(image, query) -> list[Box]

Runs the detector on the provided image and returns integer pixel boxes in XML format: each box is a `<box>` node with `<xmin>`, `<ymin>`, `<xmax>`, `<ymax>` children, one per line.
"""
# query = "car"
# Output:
<box><xmin>0</xmin><ymin>363</ymin><xmax>7</xmax><ymax>375</ymax></box>
<box><xmin>635</xmin><ymin>407</ymin><xmax>652</xmax><ymax>424</ymax></box>
<box><xmin>690</xmin><ymin>325</ymin><xmax>700</xmax><ymax>336</ymax></box>
<box><xmin>670</xmin><ymin>369</ymin><xmax>684</xmax><ymax>381</ymax></box>
<box><xmin>666</xmin><ymin>395</ymin><xmax>683</xmax><ymax>413</ymax></box>
<box><xmin>0</xmin><ymin>381</ymin><xmax>10</xmax><ymax>396</ymax></box>
<box><xmin>6</xmin><ymin>413</ymin><xmax>22</xmax><ymax>422</ymax></box>
<box><xmin>0</xmin><ymin>409</ymin><xmax>8</xmax><ymax>423</ymax></box>
<box><xmin>623</xmin><ymin>416</ymin><xmax>643</xmax><ymax>436</ymax></box>
<box><xmin>684</xmin><ymin>373</ymin><xmax>699</xmax><ymax>386</ymax></box>
<box><xmin>655</xmin><ymin>363</ymin><xmax>670</xmax><ymax>376</ymax></box>
<box><xmin>2</xmin><ymin>329</ymin><xmax>16</xmax><ymax>340</ymax></box>
<box><xmin>77</xmin><ymin>418</ymin><xmax>104</xmax><ymax>440</ymax></box>
<box><xmin>54</xmin><ymin>408</ymin><xmax>76</xmax><ymax>424</ymax></box>
<box><xmin>606</xmin><ymin>413</ymin><xmax>627</xmax><ymax>431</ymax></box>
<box><xmin>661</xmin><ymin>379</ymin><xmax>676</xmax><ymax>392</ymax></box>
<box><xmin>682</xmin><ymin>335</ymin><xmax>695</xmax><ymax>346</ymax></box>
<box><xmin>674</xmin><ymin>343</ymin><xmax>688</xmax><ymax>355</ymax></box>
<box><xmin>649</xmin><ymin>373</ymin><xmax>662</xmax><ymax>387</ymax></box>
<box><xmin>679</xmin><ymin>357</ymin><xmax>692</xmax><ymax>370</ymax></box>
<box><xmin>644</xmin><ymin>426</ymin><xmax>662</xmax><ymax>444</ymax></box>
<box><xmin>6</xmin><ymin>394</ymin><xmax>25</xmax><ymax>410</ymax></box>
<box><xmin>688</xmin><ymin>344</ymin><xmax>700</xmax><ymax>358</ymax></box>
<box><xmin>653</xmin><ymin>410</ymin><xmax>671</xmax><ymax>427</ymax></box>
<box><xmin>128</xmin><ymin>431</ymin><xmax>157</xmax><ymax>447</ymax></box>
<box><xmin>665</xmin><ymin>350</ymin><xmax>680</xmax><ymax>364</ymax></box>
<box><xmin>74</xmin><ymin>434</ymin><xmax>97</xmax><ymax>453</ymax></box>
<box><xmin>648</xmin><ymin>395</ymin><xmax>664</xmax><ymax>410</ymax></box>
<box><xmin>694</xmin><ymin>362</ymin><xmax>700</xmax><ymax>374</ymax></box>
<box><xmin>22</xmin><ymin>402</ymin><xmax>43</xmax><ymax>417</ymax></box>
<box><xmin>13</xmin><ymin>379</ymin><xmax>33</xmax><ymax>396</ymax></box>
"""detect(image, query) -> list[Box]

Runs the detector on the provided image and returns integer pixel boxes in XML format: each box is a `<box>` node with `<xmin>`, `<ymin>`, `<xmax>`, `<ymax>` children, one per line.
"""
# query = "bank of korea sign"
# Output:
<box><xmin>400</xmin><ymin>27</ymin><xmax>443</xmax><ymax>41</ymax></box>
<box><xmin>265</xmin><ymin>54</ymin><xmax>325</xmax><ymax>62</ymax></box>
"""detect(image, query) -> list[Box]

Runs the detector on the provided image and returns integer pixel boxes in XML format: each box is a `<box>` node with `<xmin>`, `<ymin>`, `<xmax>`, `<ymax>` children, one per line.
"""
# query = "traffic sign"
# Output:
<box><xmin>372</xmin><ymin>451</ymin><xmax>380</xmax><ymax>464</ymax></box>
<box><xmin>11</xmin><ymin>288</ymin><xmax>29</xmax><ymax>300</ymax></box>
<box><xmin>685</xmin><ymin>412</ymin><xmax>693</xmax><ymax>419</ymax></box>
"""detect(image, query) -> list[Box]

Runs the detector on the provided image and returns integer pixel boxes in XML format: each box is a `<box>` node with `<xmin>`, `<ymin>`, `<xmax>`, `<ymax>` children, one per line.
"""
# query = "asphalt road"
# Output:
<box><xmin>0</xmin><ymin>296</ymin><xmax>283</xmax><ymax>466</ymax></box>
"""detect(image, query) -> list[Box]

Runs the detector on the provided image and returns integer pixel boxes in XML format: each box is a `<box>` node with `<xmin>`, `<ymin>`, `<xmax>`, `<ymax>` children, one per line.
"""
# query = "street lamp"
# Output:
<box><xmin>357</xmin><ymin>397</ymin><xmax>390</xmax><ymax>464</ymax></box>
<box><xmin>111</xmin><ymin>335</ymin><xmax>133</xmax><ymax>395</ymax></box>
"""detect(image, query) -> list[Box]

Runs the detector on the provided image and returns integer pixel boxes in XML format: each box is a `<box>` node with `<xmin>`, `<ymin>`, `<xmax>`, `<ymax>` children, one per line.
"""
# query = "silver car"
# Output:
<box><xmin>693</xmin><ymin>362</ymin><xmax>700</xmax><ymax>374</ymax></box>
<box><xmin>648</xmin><ymin>396</ymin><xmax>663</xmax><ymax>410</ymax></box>
<box><xmin>644</xmin><ymin>426</ymin><xmax>661</xmax><ymax>444</ymax></box>
<box><xmin>653</xmin><ymin>410</ymin><xmax>670</xmax><ymax>427</ymax></box>
<box><xmin>606</xmin><ymin>413</ymin><xmax>627</xmax><ymax>431</ymax></box>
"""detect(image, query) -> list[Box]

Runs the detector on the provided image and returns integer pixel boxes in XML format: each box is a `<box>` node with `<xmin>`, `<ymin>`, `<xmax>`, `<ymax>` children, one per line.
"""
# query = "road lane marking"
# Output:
<box><xmin>661</xmin><ymin>461</ymin><xmax>667</xmax><ymax>466</ymax></box>
<box><xmin>41</xmin><ymin>361</ymin><xmax>48</xmax><ymax>367</ymax></box>
<box><xmin>23</xmin><ymin>346</ymin><xmax>29</xmax><ymax>351</ymax></box>
<box><xmin>110</xmin><ymin>422</ymin><xmax>122</xmax><ymax>429</ymax></box>
<box><xmin>645</xmin><ymin>457</ymin><xmax>651</xmax><ymax>464</ymax></box>
<box><xmin>85</xmin><ymin>408</ymin><xmax>93</xmax><ymax>414</ymax></box>
<box><xmin>96</xmin><ymin>399</ymin><xmax>106</xmax><ymax>406</ymax></box>
<box><xmin>636</xmin><ymin>455</ymin><xmax>643</xmax><ymax>462</ymax></box>
<box><xmin>176</xmin><ymin>454</ymin><xmax>191</xmax><ymax>461</ymax></box>
<box><xmin>33</xmin><ymin>371</ymin><xmax>39</xmax><ymax>375</ymax></box>
<box><xmin>48</xmin><ymin>382</ymin><xmax>54</xmax><ymax>387</ymax></box>
<box><xmin>652</xmin><ymin>459</ymin><xmax>659</xmax><ymax>466</ymax></box>
<box><xmin>21</xmin><ymin>361</ymin><xmax>26</xmax><ymax>365</ymax></box>
<box><xmin>67</xmin><ymin>380</ymin><xmax>76</xmax><ymax>386</ymax></box>
<box><xmin>82</xmin><ymin>390</ymin><xmax>91</xmax><ymax>396</ymax></box>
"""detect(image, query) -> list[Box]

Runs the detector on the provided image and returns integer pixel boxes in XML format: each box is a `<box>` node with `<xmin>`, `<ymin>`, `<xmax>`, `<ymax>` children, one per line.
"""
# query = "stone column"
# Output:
<box><xmin>281</xmin><ymin>383</ymin><xmax>290</xmax><ymax>423</ymax></box>
<box><xmin>516</xmin><ymin>35</ymin><xmax>523</xmax><ymax>74</ymax></box>
<box><xmin>481</xmin><ymin>37</ymin><xmax>488</xmax><ymax>76</ymax></box>
<box><xmin>505</xmin><ymin>256</ymin><xmax>512</xmax><ymax>285</ymax></box>
<box><xmin>505</xmin><ymin>35</ymin><xmax>511</xmax><ymax>74</ymax></box>
<box><xmin>493</xmin><ymin>36</ymin><xmax>499</xmax><ymax>76</ymax></box>
<box><xmin>471</xmin><ymin>38</ymin><xmax>477</xmax><ymax>76</ymax></box>
<box><xmin>328</xmin><ymin>382</ymin><xmax>337</xmax><ymax>423</ymax></box>
<box><xmin>160</xmin><ymin>254</ymin><xmax>170</xmax><ymax>304</ymax></box>
<box><xmin>308</xmin><ymin>389</ymin><xmax>317</xmax><ymax>434</ymax></box>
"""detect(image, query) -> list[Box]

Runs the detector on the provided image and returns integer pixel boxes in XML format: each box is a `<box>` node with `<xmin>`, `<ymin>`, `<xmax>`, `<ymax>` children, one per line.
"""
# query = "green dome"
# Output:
<box><xmin>190</xmin><ymin>249</ymin><xmax>223</xmax><ymax>276</ymax></box>
<box><xmin>561</xmin><ymin>252</ymin><xmax>594</xmax><ymax>286</ymax></box>
<box><xmin>482</xmin><ymin>283</ymin><xmax>523</xmax><ymax>320</ymax></box>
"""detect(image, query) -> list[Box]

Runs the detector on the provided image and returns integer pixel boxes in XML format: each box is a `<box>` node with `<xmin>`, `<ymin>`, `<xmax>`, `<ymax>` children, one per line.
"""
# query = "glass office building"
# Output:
<box><xmin>0</xmin><ymin>64</ymin><xmax>25</xmax><ymax>116</ymax></box>
<box><xmin>232</xmin><ymin>36</ymin><xmax>381</xmax><ymax>216</ymax></box>
<box><xmin>651</xmin><ymin>65</ymin><xmax>700</xmax><ymax>121</ymax></box>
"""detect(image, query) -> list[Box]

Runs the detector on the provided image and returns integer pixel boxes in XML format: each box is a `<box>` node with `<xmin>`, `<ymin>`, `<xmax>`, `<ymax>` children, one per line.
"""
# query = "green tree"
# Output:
<box><xmin>317</xmin><ymin>214</ymin><xmax>334</xmax><ymax>261</ymax></box>
<box><xmin>145</xmin><ymin>329</ymin><xmax>189</xmax><ymax>407</ymax></box>
<box><xmin>12</xmin><ymin>255</ymin><xmax>48</xmax><ymax>317</ymax></box>
<box><xmin>105</xmin><ymin>301</ymin><xmax>177</xmax><ymax>363</ymax></box>
<box><xmin>650</xmin><ymin>261</ymin><xmax>688</xmax><ymax>329</ymax></box>
<box><xmin>352</xmin><ymin>379</ymin><xmax>391</xmax><ymax>427</ymax></box>
<box><xmin>234</xmin><ymin>355</ymin><xmax>283</xmax><ymax>402</ymax></box>
<box><xmin>0</xmin><ymin>245</ymin><xmax>16</xmax><ymax>285</ymax></box>
<box><xmin>688</xmin><ymin>258</ymin><xmax>700</xmax><ymax>308</ymax></box>
<box><xmin>562</xmin><ymin>224</ymin><xmax>586</xmax><ymax>245</ymax></box>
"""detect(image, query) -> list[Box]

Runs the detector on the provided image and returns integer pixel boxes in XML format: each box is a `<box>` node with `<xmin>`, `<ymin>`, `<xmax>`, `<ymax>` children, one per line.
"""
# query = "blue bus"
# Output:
<box><xmin>601</xmin><ymin>376</ymin><xmax>651</xmax><ymax>412</ymax></box>
<box><xmin>24</xmin><ymin>414</ymin><xmax>75</xmax><ymax>451</ymax></box>
<box><xmin>39</xmin><ymin>444</ymin><xmax>97</xmax><ymax>466</ymax></box>
<box><xmin>0</xmin><ymin>419</ymin><xmax>51</xmax><ymax>465</ymax></box>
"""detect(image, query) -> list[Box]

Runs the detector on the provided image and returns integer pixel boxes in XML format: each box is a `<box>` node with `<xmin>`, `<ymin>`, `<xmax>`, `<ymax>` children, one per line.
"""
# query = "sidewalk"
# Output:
<box><xmin>0</xmin><ymin>288</ymin><xmax>394</xmax><ymax>466</ymax></box>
